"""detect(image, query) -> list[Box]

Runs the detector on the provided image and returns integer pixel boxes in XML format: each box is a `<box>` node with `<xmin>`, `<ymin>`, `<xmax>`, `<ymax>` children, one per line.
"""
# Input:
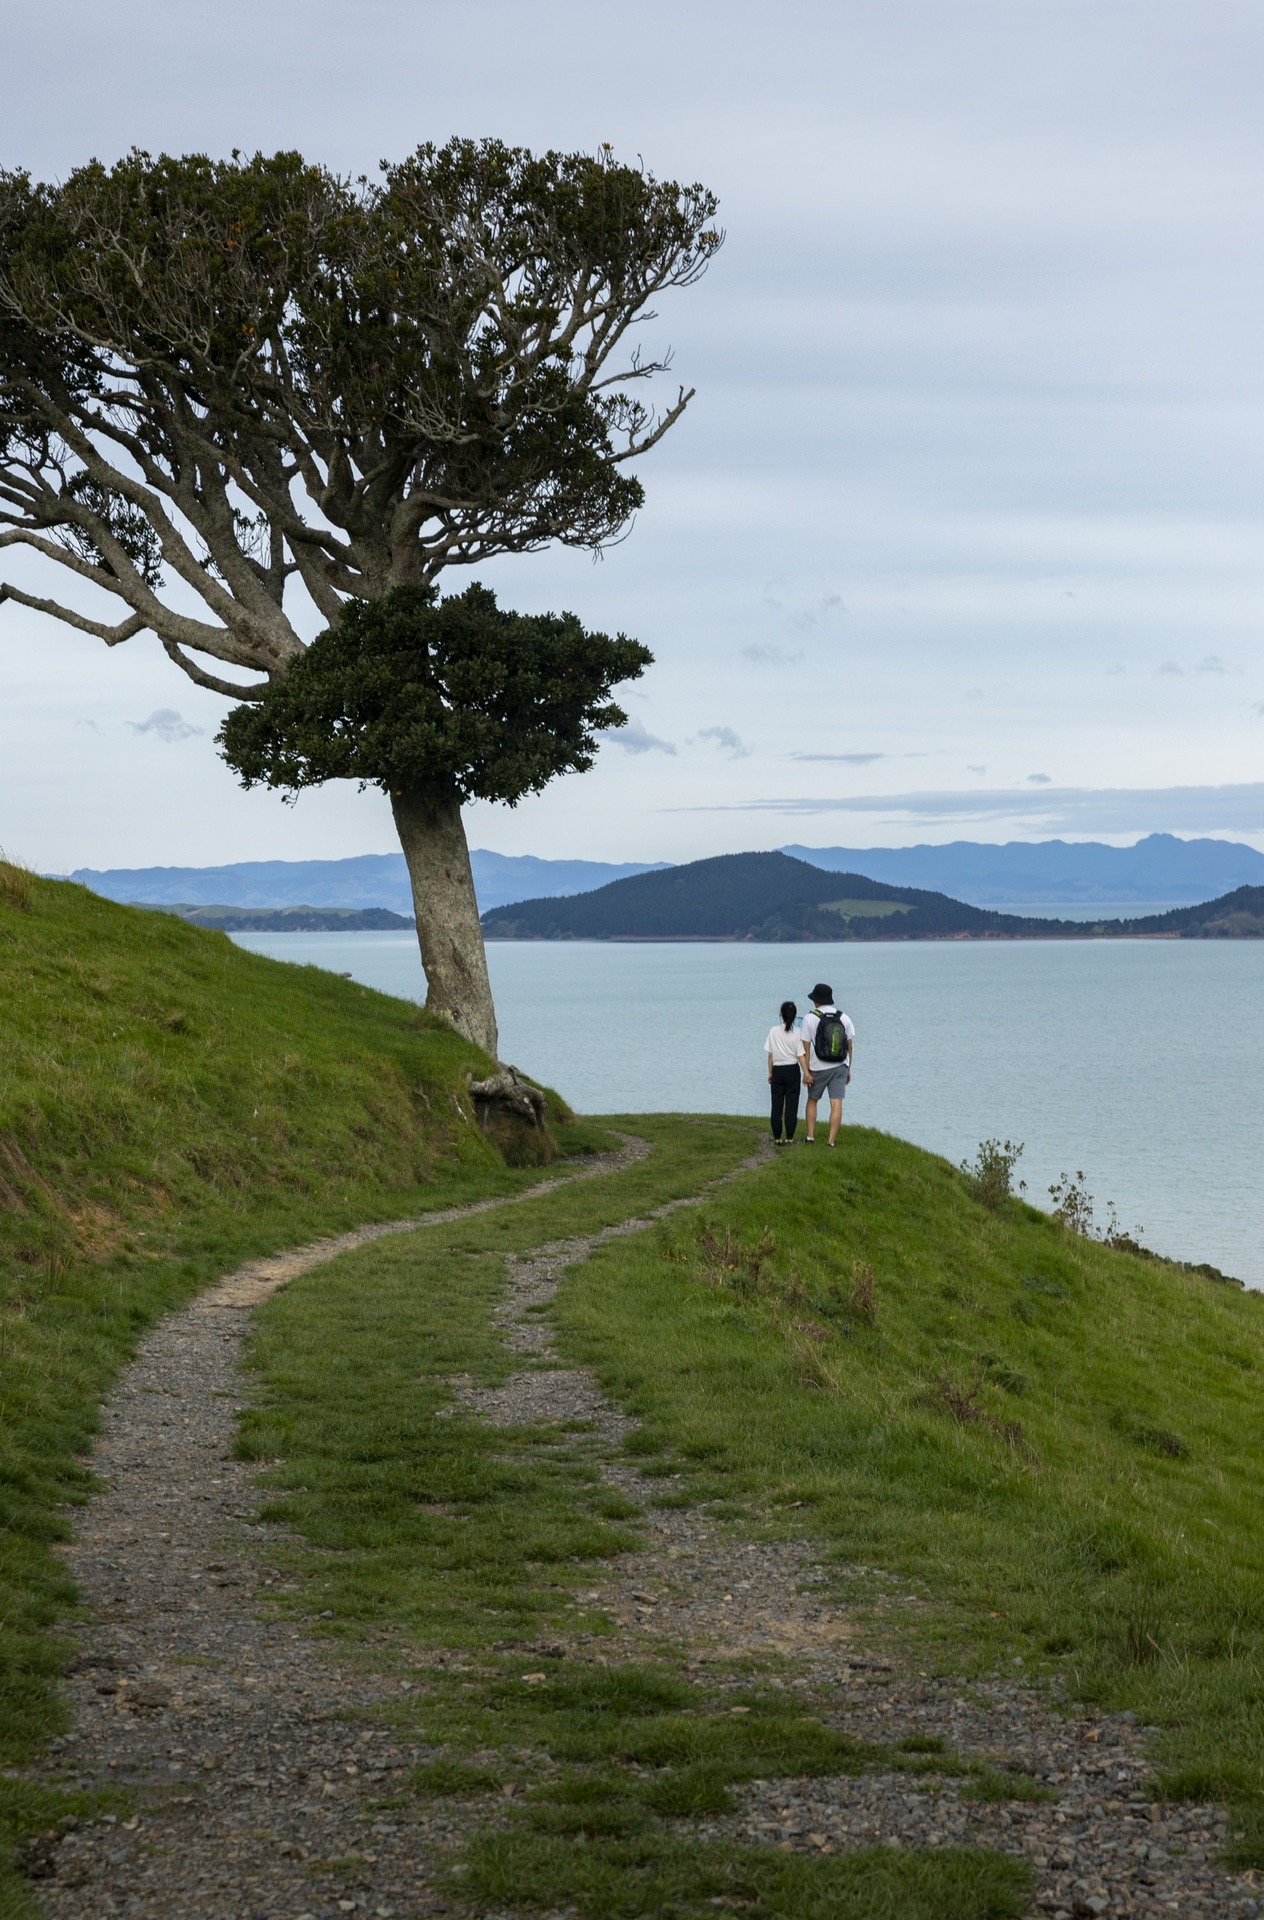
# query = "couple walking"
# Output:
<box><xmin>763</xmin><ymin>982</ymin><xmax>855</xmax><ymax>1148</ymax></box>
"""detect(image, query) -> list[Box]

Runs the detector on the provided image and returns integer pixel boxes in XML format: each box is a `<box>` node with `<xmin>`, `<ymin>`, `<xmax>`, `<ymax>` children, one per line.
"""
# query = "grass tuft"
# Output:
<box><xmin>455</xmin><ymin>1828</ymin><xmax>1030</xmax><ymax>1919</ymax></box>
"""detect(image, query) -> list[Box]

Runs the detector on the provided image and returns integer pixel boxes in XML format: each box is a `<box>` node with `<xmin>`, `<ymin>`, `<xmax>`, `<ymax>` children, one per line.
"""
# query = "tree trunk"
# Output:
<box><xmin>390</xmin><ymin>785</ymin><xmax>498</xmax><ymax>1058</ymax></box>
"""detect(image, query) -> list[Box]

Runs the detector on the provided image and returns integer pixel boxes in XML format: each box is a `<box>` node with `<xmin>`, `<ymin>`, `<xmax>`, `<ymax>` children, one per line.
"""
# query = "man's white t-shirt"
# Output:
<box><xmin>800</xmin><ymin>1005</ymin><xmax>855</xmax><ymax>1073</ymax></box>
<box><xmin>763</xmin><ymin>1024</ymin><xmax>803</xmax><ymax>1067</ymax></box>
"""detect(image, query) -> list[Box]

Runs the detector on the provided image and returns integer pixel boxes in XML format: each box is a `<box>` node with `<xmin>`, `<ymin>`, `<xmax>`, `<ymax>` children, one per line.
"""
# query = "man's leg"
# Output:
<box><xmin>828</xmin><ymin>1095</ymin><xmax>843</xmax><ymax>1146</ymax></box>
<box><xmin>804</xmin><ymin>1095</ymin><xmax>818</xmax><ymax>1141</ymax></box>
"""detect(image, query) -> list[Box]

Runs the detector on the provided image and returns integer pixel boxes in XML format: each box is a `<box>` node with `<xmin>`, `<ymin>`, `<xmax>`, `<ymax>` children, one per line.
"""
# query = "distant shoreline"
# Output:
<box><xmin>484</xmin><ymin>930</ymin><xmax>1195</xmax><ymax>943</ymax></box>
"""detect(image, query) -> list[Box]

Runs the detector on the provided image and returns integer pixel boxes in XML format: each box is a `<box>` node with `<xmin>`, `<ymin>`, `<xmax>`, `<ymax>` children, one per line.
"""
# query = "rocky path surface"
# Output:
<box><xmin>19</xmin><ymin>1137</ymin><xmax>1264</xmax><ymax>1920</ymax></box>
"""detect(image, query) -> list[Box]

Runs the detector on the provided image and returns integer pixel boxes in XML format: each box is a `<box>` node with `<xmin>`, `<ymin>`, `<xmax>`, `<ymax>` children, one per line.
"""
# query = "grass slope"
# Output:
<box><xmin>0</xmin><ymin>862</ymin><xmax>599</xmax><ymax>1898</ymax></box>
<box><xmin>232</xmin><ymin>1115</ymin><xmax>1028</xmax><ymax>1919</ymax></box>
<box><xmin>555</xmin><ymin>1129</ymin><xmax>1264</xmax><ymax>1850</ymax></box>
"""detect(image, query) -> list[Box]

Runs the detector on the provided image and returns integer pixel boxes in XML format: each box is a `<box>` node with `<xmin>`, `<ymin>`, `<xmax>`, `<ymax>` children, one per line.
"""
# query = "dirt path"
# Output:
<box><xmin>20</xmin><ymin>1136</ymin><xmax>1264</xmax><ymax>1920</ymax></box>
<box><xmin>466</xmin><ymin>1236</ymin><xmax>1260</xmax><ymax>1920</ymax></box>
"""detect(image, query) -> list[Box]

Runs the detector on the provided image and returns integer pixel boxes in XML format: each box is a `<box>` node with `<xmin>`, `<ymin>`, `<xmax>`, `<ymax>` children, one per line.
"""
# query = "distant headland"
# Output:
<box><xmin>480</xmin><ymin>851</ymin><xmax>1264</xmax><ymax>943</ymax></box>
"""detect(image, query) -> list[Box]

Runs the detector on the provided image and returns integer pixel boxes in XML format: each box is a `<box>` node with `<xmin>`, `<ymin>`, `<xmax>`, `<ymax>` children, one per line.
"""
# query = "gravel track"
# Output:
<box><xmin>19</xmin><ymin>1132</ymin><xmax>1264</xmax><ymax>1920</ymax></box>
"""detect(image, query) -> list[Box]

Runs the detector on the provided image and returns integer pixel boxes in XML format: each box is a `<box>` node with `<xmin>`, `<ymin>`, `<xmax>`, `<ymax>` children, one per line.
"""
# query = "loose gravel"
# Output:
<box><xmin>19</xmin><ymin>1134</ymin><xmax>1264</xmax><ymax>1919</ymax></box>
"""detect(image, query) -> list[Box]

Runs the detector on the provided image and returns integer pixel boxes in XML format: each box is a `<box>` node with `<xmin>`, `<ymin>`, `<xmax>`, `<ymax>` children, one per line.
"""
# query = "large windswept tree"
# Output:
<box><xmin>0</xmin><ymin>141</ymin><xmax>719</xmax><ymax>1053</ymax></box>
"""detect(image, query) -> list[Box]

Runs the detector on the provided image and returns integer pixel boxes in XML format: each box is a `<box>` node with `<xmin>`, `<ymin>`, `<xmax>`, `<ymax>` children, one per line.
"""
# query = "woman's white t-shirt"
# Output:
<box><xmin>763</xmin><ymin>1024</ymin><xmax>803</xmax><ymax>1067</ymax></box>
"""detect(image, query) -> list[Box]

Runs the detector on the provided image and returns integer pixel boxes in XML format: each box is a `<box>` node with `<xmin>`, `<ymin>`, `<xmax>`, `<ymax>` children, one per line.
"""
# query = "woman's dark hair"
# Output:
<box><xmin>780</xmin><ymin>1000</ymin><xmax>797</xmax><ymax>1031</ymax></box>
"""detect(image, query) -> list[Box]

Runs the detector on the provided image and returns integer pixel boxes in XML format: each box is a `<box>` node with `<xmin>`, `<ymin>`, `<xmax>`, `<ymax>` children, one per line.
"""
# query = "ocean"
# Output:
<box><xmin>230</xmin><ymin>932</ymin><xmax>1264</xmax><ymax>1289</ymax></box>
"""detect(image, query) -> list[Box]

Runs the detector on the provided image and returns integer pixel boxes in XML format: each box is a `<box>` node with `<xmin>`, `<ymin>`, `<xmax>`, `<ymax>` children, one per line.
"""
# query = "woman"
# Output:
<box><xmin>764</xmin><ymin>1000</ymin><xmax>802</xmax><ymax>1145</ymax></box>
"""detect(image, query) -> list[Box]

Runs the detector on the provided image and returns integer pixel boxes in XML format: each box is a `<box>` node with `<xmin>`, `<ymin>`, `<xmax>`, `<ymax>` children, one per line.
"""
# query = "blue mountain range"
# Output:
<box><xmin>781</xmin><ymin>834</ymin><xmax>1264</xmax><ymax>907</ymax></box>
<box><xmin>68</xmin><ymin>832</ymin><xmax>1264</xmax><ymax>915</ymax></box>
<box><xmin>68</xmin><ymin>850</ymin><xmax>669</xmax><ymax>915</ymax></box>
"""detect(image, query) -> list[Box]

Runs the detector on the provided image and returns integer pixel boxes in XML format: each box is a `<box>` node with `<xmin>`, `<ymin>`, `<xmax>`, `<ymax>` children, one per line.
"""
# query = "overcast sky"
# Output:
<box><xmin>3</xmin><ymin>0</ymin><xmax>1264</xmax><ymax>869</ymax></box>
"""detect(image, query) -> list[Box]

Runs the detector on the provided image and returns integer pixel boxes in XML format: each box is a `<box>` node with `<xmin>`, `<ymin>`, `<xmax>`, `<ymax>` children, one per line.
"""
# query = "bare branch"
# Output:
<box><xmin>161</xmin><ymin>640</ymin><xmax>267</xmax><ymax>699</ymax></box>
<box><xmin>0</xmin><ymin>580</ymin><xmax>147</xmax><ymax>646</ymax></box>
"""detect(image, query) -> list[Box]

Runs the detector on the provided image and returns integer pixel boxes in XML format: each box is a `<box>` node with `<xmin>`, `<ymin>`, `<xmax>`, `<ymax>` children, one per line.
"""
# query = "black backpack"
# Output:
<box><xmin>812</xmin><ymin>1009</ymin><xmax>848</xmax><ymax>1064</ymax></box>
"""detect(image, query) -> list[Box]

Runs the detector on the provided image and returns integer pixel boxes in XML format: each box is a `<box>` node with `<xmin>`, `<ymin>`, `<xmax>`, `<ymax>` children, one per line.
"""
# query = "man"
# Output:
<box><xmin>799</xmin><ymin>982</ymin><xmax>855</xmax><ymax>1147</ymax></box>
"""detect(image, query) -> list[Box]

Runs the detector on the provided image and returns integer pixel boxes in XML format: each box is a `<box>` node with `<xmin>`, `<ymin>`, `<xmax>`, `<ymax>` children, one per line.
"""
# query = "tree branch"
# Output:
<box><xmin>0</xmin><ymin>580</ymin><xmax>147</xmax><ymax>646</ymax></box>
<box><xmin>161</xmin><ymin>639</ymin><xmax>267</xmax><ymax>699</ymax></box>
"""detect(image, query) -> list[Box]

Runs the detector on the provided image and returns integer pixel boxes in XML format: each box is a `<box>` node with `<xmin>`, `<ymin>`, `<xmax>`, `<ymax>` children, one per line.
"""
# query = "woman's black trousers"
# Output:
<box><xmin>769</xmin><ymin>1064</ymin><xmax>801</xmax><ymax>1140</ymax></box>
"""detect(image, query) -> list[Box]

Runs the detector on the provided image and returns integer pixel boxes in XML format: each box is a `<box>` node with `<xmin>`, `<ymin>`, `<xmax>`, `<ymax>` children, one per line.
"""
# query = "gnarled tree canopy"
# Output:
<box><xmin>0</xmin><ymin>140</ymin><xmax>719</xmax><ymax>1060</ymax></box>
<box><xmin>0</xmin><ymin>140</ymin><xmax>720</xmax><ymax>691</ymax></box>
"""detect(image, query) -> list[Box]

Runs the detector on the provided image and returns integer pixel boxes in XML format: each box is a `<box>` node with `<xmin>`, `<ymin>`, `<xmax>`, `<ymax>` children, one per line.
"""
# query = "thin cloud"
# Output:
<box><xmin>792</xmin><ymin>751</ymin><xmax>888</xmax><ymax>765</ymax></box>
<box><xmin>126</xmin><ymin>709</ymin><xmax>203</xmax><ymax>743</ymax></box>
<box><xmin>967</xmin><ymin>764</ymin><xmax>987</xmax><ymax>774</ymax></box>
<box><xmin>673</xmin><ymin>783</ymin><xmax>1264</xmax><ymax>834</ymax></box>
<box><xmin>1027</xmin><ymin>772</ymin><xmax>1052</xmax><ymax>785</ymax></box>
<box><xmin>691</xmin><ymin>726</ymin><xmax>751</xmax><ymax>758</ymax></box>
<box><xmin>786</xmin><ymin>592</ymin><xmax>845</xmax><ymax>635</ymax></box>
<box><xmin>741</xmin><ymin>642</ymin><xmax>804</xmax><ymax>667</ymax></box>
<box><xmin>598</xmin><ymin>717</ymin><xmax>677</xmax><ymax>756</ymax></box>
<box><xmin>1156</xmin><ymin>656</ymin><xmax>1238</xmax><ymax>678</ymax></box>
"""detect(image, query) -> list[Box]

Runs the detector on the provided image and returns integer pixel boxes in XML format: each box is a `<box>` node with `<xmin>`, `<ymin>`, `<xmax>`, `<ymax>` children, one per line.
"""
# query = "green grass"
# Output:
<box><xmin>821</xmin><ymin>899</ymin><xmax>913</xmax><ymax>922</ymax></box>
<box><xmin>236</xmin><ymin>1115</ymin><xmax>761</xmax><ymax>1649</ymax></box>
<box><xmin>20</xmin><ymin>869</ymin><xmax>1264</xmax><ymax>1907</ymax></box>
<box><xmin>231</xmin><ymin>1119</ymin><xmax>1031</xmax><ymax>1916</ymax></box>
<box><xmin>0</xmin><ymin>867</ymin><xmax>604</xmax><ymax>1907</ymax></box>
<box><xmin>456</xmin><ymin>1829</ymin><xmax>1028</xmax><ymax>1918</ymax></box>
<box><xmin>553</xmin><ymin>1125</ymin><xmax>1264</xmax><ymax>1851</ymax></box>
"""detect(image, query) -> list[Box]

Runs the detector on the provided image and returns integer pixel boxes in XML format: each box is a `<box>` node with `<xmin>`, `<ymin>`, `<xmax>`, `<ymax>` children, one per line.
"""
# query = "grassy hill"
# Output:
<box><xmin>10</xmin><ymin>856</ymin><xmax>1264</xmax><ymax>1905</ymax></box>
<box><xmin>481</xmin><ymin>851</ymin><xmax>1069</xmax><ymax>941</ymax></box>
<box><xmin>0</xmin><ymin>864</ymin><xmax>597</xmax><ymax>1826</ymax></box>
<box><xmin>160</xmin><ymin>903</ymin><xmax>416</xmax><ymax>932</ymax></box>
<box><xmin>554</xmin><ymin>1130</ymin><xmax>1264</xmax><ymax>1853</ymax></box>
<box><xmin>482</xmin><ymin>852</ymin><xmax>1264</xmax><ymax>941</ymax></box>
<box><xmin>225</xmin><ymin>1116</ymin><xmax>1264</xmax><ymax>1895</ymax></box>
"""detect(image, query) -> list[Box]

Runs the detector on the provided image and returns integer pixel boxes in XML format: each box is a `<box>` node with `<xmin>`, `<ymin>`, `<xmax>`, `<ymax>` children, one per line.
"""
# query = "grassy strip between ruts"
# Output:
<box><xmin>231</xmin><ymin>1114</ymin><xmax>1030</xmax><ymax>1920</ymax></box>
<box><xmin>553</xmin><ymin>1124</ymin><xmax>1264</xmax><ymax>1862</ymax></box>
<box><xmin>0</xmin><ymin>868</ymin><xmax>612</xmax><ymax>1910</ymax></box>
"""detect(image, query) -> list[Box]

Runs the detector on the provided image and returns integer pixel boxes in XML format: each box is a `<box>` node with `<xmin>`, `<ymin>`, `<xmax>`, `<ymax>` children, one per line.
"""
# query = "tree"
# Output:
<box><xmin>218</xmin><ymin>583</ymin><xmax>651</xmax><ymax>1051</ymax></box>
<box><xmin>0</xmin><ymin>141</ymin><xmax>720</xmax><ymax>1050</ymax></box>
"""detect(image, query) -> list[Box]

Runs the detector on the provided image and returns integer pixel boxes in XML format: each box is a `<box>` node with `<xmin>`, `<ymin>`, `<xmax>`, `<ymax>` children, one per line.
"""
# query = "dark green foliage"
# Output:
<box><xmin>1125</xmin><ymin>886</ymin><xmax>1264</xmax><ymax>937</ymax></box>
<box><xmin>218</xmin><ymin>584</ymin><xmax>651</xmax><ymax>805</ymax></box>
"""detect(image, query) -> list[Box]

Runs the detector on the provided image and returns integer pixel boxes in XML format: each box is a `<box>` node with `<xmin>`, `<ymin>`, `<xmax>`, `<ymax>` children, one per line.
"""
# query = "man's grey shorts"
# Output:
<box><xmin>806</xmin><ymin>1065</ymin><xmax>849</xmax><ymax>1105</ymax></box>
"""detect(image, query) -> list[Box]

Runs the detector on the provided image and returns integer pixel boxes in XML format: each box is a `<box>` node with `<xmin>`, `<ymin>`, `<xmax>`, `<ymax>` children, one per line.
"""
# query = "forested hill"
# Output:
<box><xmin>479</xmin><ymin>851</ymin><xmax>1071</xmax><ymax>941</ymax></box>
<box><xmin>480</xmin><ymin>853</ymin><xmax>1264</xmax><ymax>942</ymax></box>
<box><xmin>1124</xmin><ymin>886</ymin><xmax>1264</xmax><ymax>937</ymax></box>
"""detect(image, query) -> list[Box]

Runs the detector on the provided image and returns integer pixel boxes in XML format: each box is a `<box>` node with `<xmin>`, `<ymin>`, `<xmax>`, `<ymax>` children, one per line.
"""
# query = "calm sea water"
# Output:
<box><xmin>231</xmin><ymin>932</ymin><xmax>1264</xmax><ymax>1288</ymax></box>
